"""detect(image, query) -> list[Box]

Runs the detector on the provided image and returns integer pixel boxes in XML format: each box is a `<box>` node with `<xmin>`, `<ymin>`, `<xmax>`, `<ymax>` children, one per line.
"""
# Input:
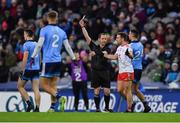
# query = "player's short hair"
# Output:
<box><xmin>24</xmin><ymin>29</ymin><xmax>34</xmax><ymax>37</ymax></box>
<box><xmin>130</xmin><ymin>29</ymin><xmax>139</xmax><ymax>38</ymax></box>
<box><xmin>47</xmin><ymin>10</ymin><xmax>58</xmax><ymax>19</ymax></box>
<box><xmin>117</xmin><ymin>32</ymin><xmax>129</xmax><ymax>41</ymax></box>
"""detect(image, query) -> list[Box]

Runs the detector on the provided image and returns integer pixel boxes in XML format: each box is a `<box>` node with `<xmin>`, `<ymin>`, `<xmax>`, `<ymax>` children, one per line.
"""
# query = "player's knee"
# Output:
<box><xmin>94</xmin><ymin>92</ymin><xmax>99</xmax><ymax>96</ymax></box>
<box><xmin>134</xmin><ymin>87</ymin><xmax>140</xmax><ymax>94</ymax></box>
<box><xmin>104</xmin><ymin>88</ymin><xmax>110</xmax><ymax>96</ymax></box>
<box><xmin>94</xmin><ymin>90</ymin><xmax>100</xmax><ymax>97</ymax></box>
<box><xmin>33</xmin><ymin>89</ymin><xmax>40</xmax><ymax>95</ymax></box>
<box><xmin>94</xmin><ymin>88</ymin><xmax>100</xmax><ymax>95</ymax></box>
<box><xmin>117</xmin><ymin>88</ymin><xmax>123</xmax><ymax>94</ymax></box>
<box><xmin>17</xmin><ymin>83</ymin><xmax>23</xmax><ymax>90</ymax></box>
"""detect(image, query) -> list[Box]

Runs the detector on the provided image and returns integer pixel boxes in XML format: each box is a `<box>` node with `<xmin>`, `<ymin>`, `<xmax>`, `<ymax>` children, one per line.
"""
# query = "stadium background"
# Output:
<box><xmin>0</xmin><ymin>0</ymin><xmax>180</xmax><ymax>113</ymax></box>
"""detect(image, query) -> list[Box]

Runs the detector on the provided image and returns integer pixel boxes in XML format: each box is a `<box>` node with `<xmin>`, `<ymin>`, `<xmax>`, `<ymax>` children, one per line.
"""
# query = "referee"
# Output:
<box><xmin>79</xmin><ymin>16</ymin><xmax>113</xmax><ymax>112</ymax></box>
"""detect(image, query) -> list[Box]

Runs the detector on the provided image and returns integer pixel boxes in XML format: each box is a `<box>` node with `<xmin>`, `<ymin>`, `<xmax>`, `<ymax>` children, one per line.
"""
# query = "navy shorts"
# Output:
<box><xmin>41</xmin><ymin>62</ymin><xmax>61</xmax><ymax>78</ymax></box>
<box><xmin>133</xmin><ymin>69</ymin><xmax>142</xmax><ymax>84</ymax></box>
<box><xmin>20</xmin><ymin>70</ymin><xmax>39</xmax><ymax>81</ymax></box>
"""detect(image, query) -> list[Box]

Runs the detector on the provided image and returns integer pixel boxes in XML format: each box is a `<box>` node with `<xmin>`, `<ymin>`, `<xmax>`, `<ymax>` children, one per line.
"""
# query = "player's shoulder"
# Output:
<box><xmin>127</xmin><ymin>44</ymin><xmax>133</xmax><ymax>50</ymax></box>
<box><xmin>40</xmin><ymin>25</ymin><xmax>48</xmax><ymax>31</ymax></box>
<box><xmin>58</xmin><ymin>27</ymin><xmax>66</xmax><ymax>34</ymax></box>
<box><xmin>24</xmin><ymin>41</ymin><xmax>36</xmax><ymax>46</ymax></box>
<box><xmin>24</xmin><ymin>41</ymin><xmax>31</xmax><ymax>46</ymax></box>
<box><xmin>116</xmin><ymin>45</ymin><xmax>122</xmax><ymax>50</ymax></box>
<box><xmin>131</xmin><ymin>41</ymin><xmax>143</xmax><ymax>47</ymax></box>
<box><xmin>124</xmin><ymin>44</ymin><xmax>131</xmax><ymax>48</ymax></box>
<box><xmin>104</xmin><ymin>43</ymin><xmax>111</xmax><ymax>50</ymax></box>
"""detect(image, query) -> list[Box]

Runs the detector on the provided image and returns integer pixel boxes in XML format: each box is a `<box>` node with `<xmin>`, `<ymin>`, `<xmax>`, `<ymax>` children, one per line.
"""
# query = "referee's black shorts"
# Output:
<box><xmin>91</xmin><ymin>69</ymin><xmax>110</xmax><ymax>88</ymax></box>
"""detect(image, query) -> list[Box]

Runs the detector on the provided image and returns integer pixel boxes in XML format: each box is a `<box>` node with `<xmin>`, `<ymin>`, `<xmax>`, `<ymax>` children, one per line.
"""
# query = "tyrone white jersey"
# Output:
<box><xmin>115</xmin><ymin>44</ymin><xmax>134</xmax><ymax>73</ymax></box>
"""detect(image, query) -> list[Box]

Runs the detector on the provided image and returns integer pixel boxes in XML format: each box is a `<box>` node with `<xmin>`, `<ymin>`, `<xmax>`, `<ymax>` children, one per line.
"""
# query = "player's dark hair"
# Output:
<box><xmin>24</xmin><ymin>29</ymin><xmax>34</xmax><ymax>37</ymax></box>
<box><xmin>98</xmin><ymin>33</ymin><xmax>107</xmax><ymax>38</ymax></box>
<box><xmin>130</xmin><ymin>29</ymin><xmax>139</xmax><ymax>38</ymax></box>
<box><xmin>117</xmin><ymin>32</ymin><xmax>129</xmax><ymax>41</ymax></box>
<box><xmin>47</xmin><ymin>10</ymin><xmax>58</xmax><ymax>19</ymax></box>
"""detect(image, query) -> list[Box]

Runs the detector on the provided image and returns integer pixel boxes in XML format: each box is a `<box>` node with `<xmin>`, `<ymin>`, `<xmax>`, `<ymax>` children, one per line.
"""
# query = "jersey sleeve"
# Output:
<box><xmin>62</xmin><ymin>31</ymin><xmax>68</xmax><ymax>42</ymax></box>
<box><xmin>89</xmin><ymin>41</ymin><xmax>97</xmax><ymax>50</ymax></box>
<box><xmin>39</xmin><ymin>28</ymin><xmax>46</xmax><ymax>37</ymax></box>
<box><xmin>141</xmin><ymin>44</ymin><xmax>144</xmax><ymax>55</ymax></box>
<box><xmin>115</xmin><ymin>47</ymin><xmax>119</xmax><ymax>55</ymax></box>
<box><xmin>23</xmin><ymin>43</ymin><xmax>29</xmax><ymax>53</ymax></box>
<box><xmin>128</xmin><ymin>47</ymin><xmax>133</xmax><ymax>52</ymax></box>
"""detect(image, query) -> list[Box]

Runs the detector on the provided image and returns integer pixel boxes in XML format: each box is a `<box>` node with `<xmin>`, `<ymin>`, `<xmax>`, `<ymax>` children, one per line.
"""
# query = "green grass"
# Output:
<box><xmin>0</xmin><ymin>112</ymin><xmax>180</xmax><ymax>122</ymax></box>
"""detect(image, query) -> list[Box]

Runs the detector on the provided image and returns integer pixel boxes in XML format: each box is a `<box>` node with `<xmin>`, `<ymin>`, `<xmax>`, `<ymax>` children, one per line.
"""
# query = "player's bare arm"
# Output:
<box><xmin>104</xmin><ymin>53</ymin><xmax>118</xmax><ymax>60</ymax></box>
<box><xmin>79</xmin><ymin>15</ymin><xmax>92</xmax><ymax>45</ymax></box>
<box><xmin>89</xmin><ymin>51</ymin><xmax>96</xmax><ymax>57</ymax></box>
<box><xmin>22</xmin><ymin>51</ymin><xmax>29</xmax><ymax>71</ymax></box>
<box><xmin>31</xmin><ymin>37</ymin><xmax>45</xmax><ymax>58</ymax></box>
<box><xmin>63</xmin><ymin>39</ymin><xmax>76</xmax><ymax>60</ymax></box>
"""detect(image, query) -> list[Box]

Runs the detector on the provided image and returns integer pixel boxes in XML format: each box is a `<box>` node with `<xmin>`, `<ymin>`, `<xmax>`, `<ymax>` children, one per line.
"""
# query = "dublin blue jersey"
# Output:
<box><xmin>130</xmin><ymin>40</ymin><xmax>143</xmax><ymax>70</ymax></box>
<box><xmin>40</xmin><ymin>24</ymin><xmax>67</xmax><ymax>63</ymax></box>
<box><xmin>23</xmin><ymin>41</ymin><xmax>40</xmax><ymax>70</ymax></box>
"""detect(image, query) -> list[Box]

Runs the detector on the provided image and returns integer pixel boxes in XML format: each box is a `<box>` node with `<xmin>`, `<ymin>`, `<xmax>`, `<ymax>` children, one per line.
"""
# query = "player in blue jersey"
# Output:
<box><xmin>31</xmin><ymin>11</ymin><xmax>75</xmax><ymax>112</ymax></box>
<box><xmin>17</xmin><ymin>29</ymin><xmax>41</xmax><ymax>112</ymax></box>
<box><xmin>129</xmin><ymin>30</ymin><xmax>151</xmax><ymax>112</ymax></box>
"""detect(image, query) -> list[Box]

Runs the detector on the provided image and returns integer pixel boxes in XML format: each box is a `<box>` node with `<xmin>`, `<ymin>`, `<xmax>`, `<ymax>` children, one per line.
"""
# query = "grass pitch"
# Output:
<box><xmin>0</xmin><ymin>112</ymin><xmax>180</xmax><ymax>122</ymax></box>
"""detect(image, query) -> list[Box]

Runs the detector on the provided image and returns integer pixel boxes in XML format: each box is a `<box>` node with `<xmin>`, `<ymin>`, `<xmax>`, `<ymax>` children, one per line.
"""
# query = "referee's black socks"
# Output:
<box><xmin>143</xmin><ymin>101</ymin><xmax>148</xmax><ymax>107</ymax></box>
<box><xmin>104</xmin><ymin>95</ymin><xmax>110</xmax><ymax>109</ymax></box>
<box><xmin>94</xmin><ymin>95</ymin><xmax>100</xmax><ymax>110</ymax></box>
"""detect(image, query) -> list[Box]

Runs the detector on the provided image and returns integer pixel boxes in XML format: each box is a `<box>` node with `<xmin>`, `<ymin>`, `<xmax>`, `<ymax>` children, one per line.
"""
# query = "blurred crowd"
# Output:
<box><xmin>0</xmin><ymin>0</ymin><xmax>179</xmax><ymax>85</ymax></box>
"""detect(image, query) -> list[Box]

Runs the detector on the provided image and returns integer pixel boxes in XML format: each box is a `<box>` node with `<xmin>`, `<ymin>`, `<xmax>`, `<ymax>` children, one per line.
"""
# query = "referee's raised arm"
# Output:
<box><xmin>79</xmin><ymin>15</ymin><xmax>92</xmax><ymax>45</ymax></box>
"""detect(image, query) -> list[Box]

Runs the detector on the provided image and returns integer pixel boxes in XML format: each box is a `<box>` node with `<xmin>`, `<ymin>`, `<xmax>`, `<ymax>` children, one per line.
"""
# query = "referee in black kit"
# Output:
<box><xmin>79</xmin><ymin>16</ymin><xmax>113</xmax><ymax>112</ymax></box>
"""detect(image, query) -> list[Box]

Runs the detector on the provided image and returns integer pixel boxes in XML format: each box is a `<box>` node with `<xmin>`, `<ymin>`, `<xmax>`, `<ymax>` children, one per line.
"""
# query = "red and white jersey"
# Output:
<box><xmin>115</xmin><ymin>44</ymin><xmax>134</xmax><ymax>73</ymax></box>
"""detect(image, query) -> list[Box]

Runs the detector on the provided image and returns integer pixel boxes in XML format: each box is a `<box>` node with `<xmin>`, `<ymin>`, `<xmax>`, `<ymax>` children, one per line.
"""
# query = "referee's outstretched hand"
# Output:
<box><xmin>79</xmin><ymin>15</ymin><xmax>86</xmax><ymax>28</ymax></box>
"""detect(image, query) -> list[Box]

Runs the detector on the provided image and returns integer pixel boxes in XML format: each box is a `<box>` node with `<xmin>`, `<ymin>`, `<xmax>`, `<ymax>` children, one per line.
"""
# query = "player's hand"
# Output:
<box><xmin>72</xmin><ymin>58</ymin><xmax>79</xmax><ymax>65</ymax></box>
<box><xmin>102</xmin><ymin>51</ymin><xmax>107</xmax><ymax>54</ymax></box>
<box><xmin>125</xmin><ymin>49</ymin><xmax>133</xmax><ymax>59</ymax></box>
<box><xmin>72</xmin><ymin>59</ymin><xmax>77</xmax><ymax>63</ymax></box>
<box><xmin>102</xmin><ymin>51</ymin><xmax>107</xmax><ymax>56</ymax></box>
<box><xmin>103</xmin><ymin>51</ymin><xmax>108</xmax><ymax>57</ymax></box>
<box><xmin>79</xmin><ymin>15</ymin><xmax>86</xmax><ymax>28</ymax></box>
<box><xmin>90</xmin><ymin>51</ymin><xmax>96</xmax><ymax>56</ymax></box>
<box><xmin>30</xmin><ymin>58</ymin><xmax>34</xmax><ymax>68</ymax></box>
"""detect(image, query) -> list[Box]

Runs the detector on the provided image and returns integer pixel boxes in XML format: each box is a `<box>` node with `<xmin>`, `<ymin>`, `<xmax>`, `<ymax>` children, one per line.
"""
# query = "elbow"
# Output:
<box><xmin>37</xmin><ymin>45</ymin><xmax>42</xmax><ymax>49</ymax></box>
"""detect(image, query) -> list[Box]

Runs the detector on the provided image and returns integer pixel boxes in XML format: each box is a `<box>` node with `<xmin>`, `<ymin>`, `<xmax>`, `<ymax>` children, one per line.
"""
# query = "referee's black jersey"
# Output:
<box><xmin>89</xmin><ymin>41</ymin><xmax>111</xmax><ymax>71</ymax></box>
